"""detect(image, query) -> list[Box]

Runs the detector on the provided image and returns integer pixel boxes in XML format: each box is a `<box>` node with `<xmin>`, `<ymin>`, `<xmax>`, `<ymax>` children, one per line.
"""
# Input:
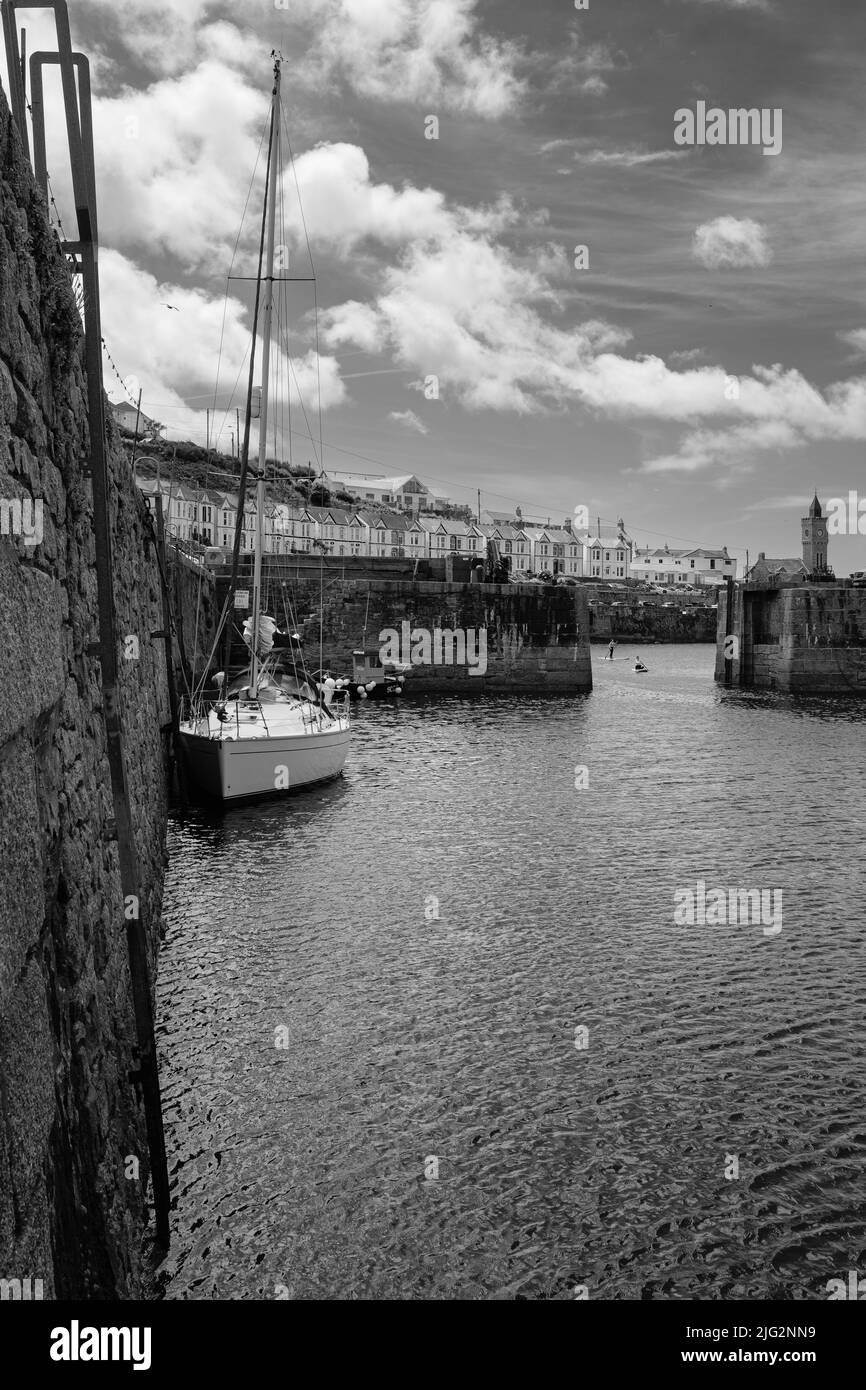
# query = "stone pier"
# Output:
<box><xmin>715</xmin><ymin>581</ymin><xmax>866</xmax><ymax>693</ymax></box>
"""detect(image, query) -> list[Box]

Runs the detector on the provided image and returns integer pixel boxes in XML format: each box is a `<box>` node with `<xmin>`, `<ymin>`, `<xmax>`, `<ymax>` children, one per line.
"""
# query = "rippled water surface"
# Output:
<box><xmin>156</xmin><ymin>646</ymin><xmax>866</xmax><ymax>1299</ymax></box>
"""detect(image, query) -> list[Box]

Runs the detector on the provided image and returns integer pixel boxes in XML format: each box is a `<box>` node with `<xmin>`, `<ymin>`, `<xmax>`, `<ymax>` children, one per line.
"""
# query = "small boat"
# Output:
<box><xmin>177</xmin><ymin>56</ymin><xmax>350</xmax><ymax>802</ymax></box>
<box><xmin>348</xmin><ymin>647</ymin><xmax>410</xmax><ymax>700</ymax></box>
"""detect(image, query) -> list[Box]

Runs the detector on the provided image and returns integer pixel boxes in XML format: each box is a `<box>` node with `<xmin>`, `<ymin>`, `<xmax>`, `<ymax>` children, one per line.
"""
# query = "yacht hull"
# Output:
<box><xmin>178</xmin><ymin>723</ymin><xmax>349</xmax><ymax>802</ymax></box>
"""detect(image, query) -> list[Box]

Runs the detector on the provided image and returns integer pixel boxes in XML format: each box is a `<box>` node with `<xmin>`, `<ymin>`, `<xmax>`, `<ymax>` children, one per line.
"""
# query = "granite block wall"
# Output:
<box><xmin>1</xmin><ymin>86</ymin><xmax>171</xmax><ymax>1298</ymax></box>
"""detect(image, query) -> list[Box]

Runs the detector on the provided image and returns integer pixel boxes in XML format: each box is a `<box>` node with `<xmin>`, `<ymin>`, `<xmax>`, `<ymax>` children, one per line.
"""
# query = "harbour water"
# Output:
<box><xmin>155</xmin><ymin>645</ymin><xmax>866</xmax><ymax>1299</ymax></box>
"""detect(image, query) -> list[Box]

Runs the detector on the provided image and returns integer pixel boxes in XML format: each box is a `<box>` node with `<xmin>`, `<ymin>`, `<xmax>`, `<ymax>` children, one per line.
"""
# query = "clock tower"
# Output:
<box><xmin>802</xmin><ymin>493</ymin><xmax>829</xmax><ymax>573</ymax></box>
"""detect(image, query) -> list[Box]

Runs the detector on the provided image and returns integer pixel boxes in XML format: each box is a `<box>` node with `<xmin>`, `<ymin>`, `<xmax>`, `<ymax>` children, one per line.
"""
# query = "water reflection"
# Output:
<box><xmin>155</xmin><ymin>647</ymin><xmax>866</xmax><ymax>1299</ymax></box>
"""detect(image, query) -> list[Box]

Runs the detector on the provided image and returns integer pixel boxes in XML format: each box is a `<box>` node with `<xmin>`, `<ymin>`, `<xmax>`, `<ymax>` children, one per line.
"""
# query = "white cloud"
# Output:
<box><xmin>578</xmin><ymin>148</ymin><xmax>688</xmax><ymax>167</ymax></box>
<box><xmin>541</xmin><ymin>35</ymin><xmax>624</xmax><ymax>98</ymax></box>
<box><xmin>838</xmin><ymin>328</ymin><xmax>866</xmax><ymax>355</ymax></box>
<box><xmin>685</xmin><ymin>0</ymin><xmax>771</xmax><ymax>10</ymax></box>
<box><xmin>306</xmin><ymin>145</ymin><xmax>866</xmax><ymax>468</ymax></box>
<box><xmin>292</xmin><ymin>0</ymin><xmax>526</xmax><ymax>117</ymax></box>
<box><xmin>78</xmin><ymin>0</ymin><xmax>222</xmax><ymax>78</ymax></box>
<box><xmin>743</xmin><ymin>494</ymin><xmax>819</xmax><ymax>513</ymax></box>
<box><xmin>320</xmin><ymin>300</ymin><xmax>386</xmax><ymax>354</ymax></box>
<box><xmin>283</xmin><ymin>143</ymin><xmax>454</xmax><ymax>255</ymax></box>
<box><xmin>96</xmin><ymin>123</ymin><xmax>866</xmax><ymax>476</ymax></box>
<box><xmin>70</xmin><ymin>0</ymin><xmax>525</xmax><ymax>116</ymax></box>
<box><xmin>692</xmin><ymin>216</ymin><xmax>773</xmax><ymax>269</ymax></box>
<box><xmin>89</xmin><ymin>57</ymin><xmax>266</xmax><ymax>269</ymax></box>
<box><xmin>637</xmin><ymin>370</ymin><xmax>866</xmax><ymax>473</ymax></box>
<box><xmin>100</xmin><ymin>248</ymin><xmax>346</xmax><ymax>449</ymax></box>
<box><xmin>388</xmin><ymin>409</ymin><xmax>428</xmax><ymax>434</ymax></box>
<box><xmin>641</xmin><ymin>420</ymin><xmax>799</xmax><ymax>474</ymax></box>
<box><xmin>44</xmin><ymin>26</ymin><xmax>859</xmax><ymax>485</ymax></box>
<box><xmin>669</xmin><ymin>347</ymin><xmax>706</xmax><ymax>365</ymax></box>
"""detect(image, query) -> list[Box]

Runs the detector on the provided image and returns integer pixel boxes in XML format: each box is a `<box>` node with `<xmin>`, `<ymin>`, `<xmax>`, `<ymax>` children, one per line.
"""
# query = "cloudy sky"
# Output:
<box><xmin>4</xmin><ymin>0</ymin><xmax>866</xmax><ymax>569</ymax></box>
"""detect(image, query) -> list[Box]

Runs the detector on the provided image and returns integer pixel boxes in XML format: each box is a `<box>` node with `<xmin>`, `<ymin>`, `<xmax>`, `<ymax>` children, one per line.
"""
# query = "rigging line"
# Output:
<box><xmin>281</xmin><ymin>102</ymin><xmax>317</xmax><ymax>280</ymax></box>
<box><xmin>196</xmin><ymin>80</ymin><xmax>278</xmax><ymax>699</ymax></box>
<box><xmin>210</xmin><ymin>109</ymin><xmax>271</xmax><ymax>424</ymax></box>
<box><xmin>191</xmin><ymin>431</ymin><xmax>215</xmax><ymax>671</ymax></box>
<box><xmin>211</xmin><ymin>337</ymin><xmax>252</xmax><ymax>457</ymax></box>
<box><xmin>211</xmin><ymin>108</ymin><xmax>280</xmax><ymax>472</ymax></box>
<box><xmin>279</xmin><ymin>98</ymin><xmax>328</xmax><ymax>479</ymax></box>
<box><xmin>273</xmin><ymin>308</ymin><xmax>322</xmax><ymax>472</ymax></box>
<box><xmin>287</xmin><ymin>291</ymin><xmax>294</xmax><ymax>471</ymax></box>
<box><xmin>289</xmin><ymin>356</ymin><xmax>321</xmax><ymax>470</ymax></box>
<box><xmin>280</xmin><ymin>165</ymin><xmax>294</xmax><ymax>474</ymax></box>
<box><xmin>278</xmin><ymin>149</ymin><xmax>292</xmax><ymax>481</ymax></box>
<box><xmin>314</xmin><ymin>278</ymin><xmax>325</xmax><ymax>479</ymax></box>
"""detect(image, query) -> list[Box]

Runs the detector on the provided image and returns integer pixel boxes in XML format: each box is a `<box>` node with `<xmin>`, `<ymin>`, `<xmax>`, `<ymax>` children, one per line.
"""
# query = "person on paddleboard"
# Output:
<box><xmin>608</xmin><ymin>640</ymin><xmax>615</xmax><ymax>660</ymax></box>
<box><xmin>635</xmin><ymin>655</ymin><xmax>647</xmax><ymax>672</ymax></box>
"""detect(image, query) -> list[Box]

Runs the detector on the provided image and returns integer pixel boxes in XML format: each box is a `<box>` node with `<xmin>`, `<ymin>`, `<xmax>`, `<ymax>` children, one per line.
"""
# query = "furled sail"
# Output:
<box><xmin>242</xmin><ymin>614</ymin><xmax>278</xmax><ymax>657</ymax></box>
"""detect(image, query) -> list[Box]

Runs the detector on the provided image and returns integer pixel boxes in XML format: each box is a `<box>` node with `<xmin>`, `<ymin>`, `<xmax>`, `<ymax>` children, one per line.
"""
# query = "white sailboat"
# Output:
<box><xmin>178</xmin><ymin>57</ymin><xmax>350</xmax><ymax>802</ymax></box>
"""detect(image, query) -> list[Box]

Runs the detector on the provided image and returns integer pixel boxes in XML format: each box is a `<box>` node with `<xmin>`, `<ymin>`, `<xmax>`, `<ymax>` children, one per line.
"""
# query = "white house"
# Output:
<box><xmin>110</xmin><ymin>400</ymin><xmax>164</xmax><ymax>440</ymax></box>
<box><xmin>479</xmin><ymin>521</ymin><xmax>533</xmax><ymax>571</ymax></box>
<box><xmin>523</xmin><ymin>523</ymin><xmax>584</xmax><ymax>576</ymax></box>
<box><xmin>630</xmin><ymin>545</ymin><xmax>735</xmax><ymax>586</ymax></box>
<box><xmin>323</xmin><ymin>472</ymin><xmax>448</xmax><ymax>514</ymax></box>
<box><xmin>578</xmin><ymin>534</ymin><xmax>630</xmax><ymax>580</ymax></box>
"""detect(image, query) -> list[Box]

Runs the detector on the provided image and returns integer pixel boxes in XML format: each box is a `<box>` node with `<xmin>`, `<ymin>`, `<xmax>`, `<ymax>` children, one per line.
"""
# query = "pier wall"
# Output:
<box><xmin>589</xmin><ymin>595</ymin><xmax>717</xmax><ymax>643</ymax></box>
<box><xmin>0</xmin><ymin>90</ymin><xmax>170</xmax><ymax>1297</ymax></box>
<box><xmin>167</xmin><ymin>545</ymin><xmax>217</xmax><ymax>679</ymax></box>
<box><xmin>715</xmin><ymin>582</ymin><xmax>866</xmax><ymax>693</ymax></box>
<box><xmin>232</xmin><ymin>572</ymin><xmax>592</xmax><ymax>693</ymax></box>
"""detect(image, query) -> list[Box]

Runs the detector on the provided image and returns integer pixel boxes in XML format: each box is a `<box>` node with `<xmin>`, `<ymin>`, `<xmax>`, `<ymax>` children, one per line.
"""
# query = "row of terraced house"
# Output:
<box><xmin>137</xmin><ymin>474</ymin><xmax>631</xmax><ymax>578</ymax></box>
<box><xmin>135</xmin><ymin>474</ymin><xmax>734</xmax><ymax>584</ymax></box>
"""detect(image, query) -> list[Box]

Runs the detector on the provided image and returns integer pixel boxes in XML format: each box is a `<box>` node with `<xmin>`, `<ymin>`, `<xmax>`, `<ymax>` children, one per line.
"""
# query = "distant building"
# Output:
<box><xmin>523</xmin><ymin>523</ymin><xmax>584</xmax><ymax>576</ymax></box>
<box><xmin>745</xmin><ymin>494</ymin><xmax>830</xmax><ymax>583</ymax></box>
<box><xmin>746</xmin><ymin>554</ymin><xmax>808</xmax><ymax>583</ymax></box>
<box><xmin>579</xmin><ymin>534</ymin><xmax>630</xmax><ymax>580</ymax></box>
<box><xmin>801</xmin><ymin>492</ymin><xmax>830</xmax><ymax>572</ymax></box>
<box><xmin>479</xmin><ymin>521</ymin><xmax>532</xmax><ymax>571</ymax></box>
<box><xmin>323</xmin><ymin>471</ymin><xmax>448</xmax><ymax>513</ymax></box>
<box><xmin>110</xmin><ymin>399</ymin><xmax>164</xmax><ymax>440</ymax></box>
<box><xmin>631</xmin><ymin>545</ymin><xmax>735</xmax><ymax>586</ymax></box>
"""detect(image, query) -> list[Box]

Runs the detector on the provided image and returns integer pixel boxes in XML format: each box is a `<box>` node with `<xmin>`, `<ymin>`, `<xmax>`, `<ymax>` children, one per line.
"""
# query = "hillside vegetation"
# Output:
<box><xmin>123</xmin><ymin>431</ymin><xmax>472</xmax><ymax>519</ymax></box>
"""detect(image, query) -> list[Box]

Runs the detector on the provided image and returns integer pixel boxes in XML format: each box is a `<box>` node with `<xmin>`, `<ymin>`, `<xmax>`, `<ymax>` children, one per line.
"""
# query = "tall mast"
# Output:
<box><xmin>250</xmin><ymin>57</ymin><xmax>281</xmax><ymax>691</ymax></box>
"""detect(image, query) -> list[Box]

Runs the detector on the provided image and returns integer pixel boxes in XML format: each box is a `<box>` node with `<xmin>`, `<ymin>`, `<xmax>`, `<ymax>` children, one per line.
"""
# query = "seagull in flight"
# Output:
<box><xmin>161</xmin><ymin>302</ymin><xmax>180</xmax><ymax>311</ymax></box>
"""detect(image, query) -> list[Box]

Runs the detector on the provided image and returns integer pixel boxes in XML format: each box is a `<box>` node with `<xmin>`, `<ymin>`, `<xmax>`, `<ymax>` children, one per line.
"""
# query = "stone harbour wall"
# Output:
<box><xmin>1</xmin><ymin>87</ymin><xmax>171</xmax><ymax>1298</ymax></box>
<box><xmin>715</xmin><ymin>582</ymin><xmax>866</xmax><ymax>693</ymax></box>
<box><xmin>225</xmin><ymin>572</ymin><xmax>593</xmax><ymax>694</ymax></box>
<box><xmin>589</xmin><ymin>595</ymin><xmax>717</xmax><ymax>643</ymax></box>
